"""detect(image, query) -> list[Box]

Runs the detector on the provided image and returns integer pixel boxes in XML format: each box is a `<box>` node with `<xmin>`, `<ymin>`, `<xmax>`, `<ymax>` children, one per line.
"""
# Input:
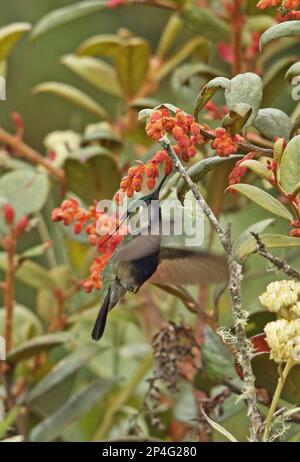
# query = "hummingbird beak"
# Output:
<box><xmin>148</xmin><ymin>174</ymin><xmax>168</xmax><ymax>201</ymax></box>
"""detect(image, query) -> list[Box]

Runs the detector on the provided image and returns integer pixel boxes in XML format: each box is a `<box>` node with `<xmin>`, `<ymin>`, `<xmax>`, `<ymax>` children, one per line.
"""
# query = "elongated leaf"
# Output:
<box><xmin>156</xmin><ymin>13</ymin><xmax>183</xmax><ymax>59</ymax></box>
<box><xmin>201</xmin><ymin>407</ymin><xmax>238</xmax><ymax>442</ymax></box>
<box><xmin>228</xmin><ymin>184</ymin><xmax>293</xmax><ymax>221</ymax></box>
<box><xmin>60</xmin><ymin>54</ymin><xmax>121</xmax><ymax>96</ymax></box>
<box><xmin>7</xmin><ymin>333</ymin><xmax>72</xmax><ymax>365</ymax></box>
<box><xmin>237</xmin><ymin>233</ymin><xmax>300</xmax><ymax>260</ymax></box>
<box><xmin>181</xmin><ymin>6</ymin><xmax>230</xmax><ymax>42</ymax></box>
<box><xmin>31</xmin><ymin>1</ymin><xmax>106</xmax><ymax>41</ymax></box>
<box><xmin>32</xmin><ymin>82</ymin><xmax>108</xmax><ymax>119</ymax></box>
<box><xmin>65</xmin><ymin>152</ymin><xmax>120</xmax><ymax>204</ymax></box>
<box><xmin>253</xmin><ymin>108</ymin><xmax>291</xmax><ymax>141</ymax></box>
<box><xmin>0</xmin><ymin>23</ymin><xmax>31</xmax><ymax>61</ymax></box>
<box><xmin>26</xmin><ymin>346</ymin><xmax>100</xmax><ymax>404</ymax></box>
<box><xmin>194</xmin><ymin>76</ymin><xmax>230</xmax><ymax>120</ymax></box>
<box><xmin>280</xmin><ymin>135</ymin><xmax>300</xmax><ymax>193</ymax></box>
<box><xmin>260</xmin><ymin>21</ymin><xmax>300</xmax><ymax>51</ymax></box>
<box><xmin>30</xmin><ymin>379</ymin><xmax>114</xmax><ymax>442</ymax></box>
<box><xmin>115</xmin><ymin>38</ymin><xmax>150</xmax><ymax>98</ymax></box>
<box><xmin>225</xmin><ymin>73</ymin><xmax>262</xmax><ymax>127</ymax></box>
<box><xmin>0</xmin><ymin>252</ymin><xmax>56</xmax><ymax>290</ymax></box>
<box><xmin>233</xmin><ymin>218</ymin><xmax>274</xmax><ymax>260</ymax></box>
<box><xmin>77</xmin><ymin>34</ymin><xmax>124</xmax><ymax>57</ymax></box>
<box><xmin>157</xmin><ymin>37</ymin><xmax>210</xmax><ymax>81</ymax></box>
<box><xmin>0</xmin><ymin>407</ymin><xmax>20</xmax><ymax>439</ymax></box>
<box><xmin>177</xmin><ymin>155</ymin><xmax>242</xmax><ymax>204</ymax></box>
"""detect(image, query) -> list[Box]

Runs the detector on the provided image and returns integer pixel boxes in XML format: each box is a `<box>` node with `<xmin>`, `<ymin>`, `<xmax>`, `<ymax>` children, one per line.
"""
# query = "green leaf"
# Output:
<box><xmin>236</xmin><ymin>233</ymin><xmax>300</xmax><ymax>260</ymax></box>
<box><xmin>253</xmin><ymin>354</ymin><xmax>300</xmax><ymax>404</ymax></box>
<box><xmin>0</xmin><ymin>304</ymin><xmax>43</xmax><ymax>349</ymax></box>
<box><xmin>31</xmin><ymin>0</ymin><xmax>106</xmax><ymax>41</ymax></box>
<box><xmin>0</xmin><ymin>23</ymin><xmax>31</xmax><ymax>61</ymax></box>
<box><xmin>260</xmin><ymin>20</ymin><xmax>300</xmax><ymax>51</ymax></box>
<box><xmin>262</xmin><ymin>56</ymin><xmax>297</xmax><ymax>107</ymax></box>
<box><xmin>201</xmin><ymin>327</ymin><xmax>235</xmax><ymax>381</ymax></box>
<box><xmin>233</xmin><ymin>218</ymin><xmax>274</xmax><ymax>260</ymax></box>
<box><xmin>65</xmin><ymin>152</ymin><xmax>120</xmax><ymax>204</ymax></box>
<box><xmin>0</xmin><ymin>253</ymin><xmax>56</xmax><ymax>290</ymax></box>
<box><xmin>239</xmin><ymin>159</ymin><xmax>270</xmax><ymax>180</ymax></box>
<box><xmin>285</xmin><ymin>61</ymin><xmax>300</xmax><ymax>84</ymax></box>
<box><xmin>0</xmin><ymin>406</ymin><xmax>20</xmax><ymax>439</ymax></box>
<box><xmin>7</xmin><ymin>332</ymin><xmax>72</xmax><ymax>365</ymax></box>
<box><xmin>252</xmin><ymin>108</ymin><xmax>291</xmax><ymax>141</ymax></box>
<box><xmin>69</xmin><ymin>145</ymin><xmax>112</xmax><ymax>162</ymax></box>
<box><xmin>60</xmin><ymin>54</ymin><xmax>121</xmax><ymax>97</ymax></box>
<box><xmin>32</xmin><ymin>82</ymin><xmax>109</xmax><ymax>119</ymax></box>
<box><xmin>26</xmin><ymin>346</ymin><xmax>100</xmax><ymax>404</ymax></box>
<box><xmin>0</xmin><ymin>170</ymin><xmax>49</xmax><ymax>220</ymax></box>
<box><xmin>194</xmin><ymin>76</ymin><xmax>230</xmax><ymax>121</ymax></box>
<box><xmin>157</xmin><ymin>37</ymin><xmax>210</xmax><ymax>81</ymax></box>
<box><xmin>201</xmin><ymin>407</ymin><xmax>238</xmax><ymax>442</ymax></box>
<box><xmin>171</xmin><ymin>63</ymin><xmax>224</xmax><ymax>95</ymax></box>
<box><xmin>29</xmin><ymin>379</ymin><xmax>114</xmax><ymax>442</ymax></box>
<box><xmin>228</xmin><ymin>184</ymin><xmax>293</xmax><ymax>221</ymax></box>
<box><xmin>181</xmin><ymin>6</ymin><xmax>230</xmax><ymax>42</ymax></box>
<box><xmin>156</xmin><ymin>13</ymin><xmax>183</xmax><ymax>59</ymax></box>
<box><xmin>177</xmin><ymin>155</ymin><xmax>242</xmax><ymax>204</ymax></box>
<box><xmin>115</xmin><ymin>38</ymin><xmax>150</xmax><ymax>98</ymax></box>
<box><xmin>77</xmin><ymin>33</ymin><xmax>124</xmax><ymax>57</ymax></box>
<box><xmin>245</xmin><ymin>312</ymin><xmax>276</xmax><ymax>338</ymax></box>
<box><xmin>225</xmin><ymin>73</ymin><xmax>262</xmax><ymax>127</ymax></box>
<box><xmin>222</xmin><ymin>103</ymin><xmax>252</xmax><ymax>133</ymax></box>
<box><xmin>280</xmin><ymin>135</ymin><xmax>300</xmax><ymax>193</ymax></box>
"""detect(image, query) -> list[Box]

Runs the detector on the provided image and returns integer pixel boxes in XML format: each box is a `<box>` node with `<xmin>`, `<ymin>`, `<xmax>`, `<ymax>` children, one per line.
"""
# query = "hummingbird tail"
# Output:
<box><xmin>91</xmin><ymin>287</ymin><xmax>112</xmax><ymax>341</ymax></box>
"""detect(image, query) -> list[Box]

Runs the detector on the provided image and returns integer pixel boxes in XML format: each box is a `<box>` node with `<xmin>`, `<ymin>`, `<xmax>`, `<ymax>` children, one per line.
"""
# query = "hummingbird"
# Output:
<box><xmin>91</xmin><ymin>176</ymin><xmax>228</xmax><ymax>341</ymax></box>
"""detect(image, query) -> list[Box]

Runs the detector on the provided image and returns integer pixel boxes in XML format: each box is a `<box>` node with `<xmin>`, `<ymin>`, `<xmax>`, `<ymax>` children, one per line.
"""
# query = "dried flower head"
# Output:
<box><xmin>264</xmin><ymin>319</ymin><xmax>300</xmax><ymax>363</ymax></box>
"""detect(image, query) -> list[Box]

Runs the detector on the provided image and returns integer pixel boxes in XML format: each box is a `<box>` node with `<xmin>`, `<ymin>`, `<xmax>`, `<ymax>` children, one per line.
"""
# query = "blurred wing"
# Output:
<box><xmin>115</xmin><ymin>234</ymin><xmax>161</xmax><ymax>262</ymax></box>
<box><xmin>150</xmin><ymin>248</ymin><xmax>228</xmax><ymax>285</ymax></box>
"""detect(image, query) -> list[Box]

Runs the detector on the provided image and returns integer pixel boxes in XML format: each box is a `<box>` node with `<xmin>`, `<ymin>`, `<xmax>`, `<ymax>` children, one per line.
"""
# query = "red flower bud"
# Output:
<box><xmin>3</xmin><ymin>204</ymin><xmax>15</xmax><ymax>225</ymax></box>
<box><xmin>74</xmin><ymin>222</ymin><xmax>83</xmax><ymax>234</ymax></box>
<box><xmin>16</xmin><ymin>215</ymin><xmax>29</xmax><ymax>233</ymax></box>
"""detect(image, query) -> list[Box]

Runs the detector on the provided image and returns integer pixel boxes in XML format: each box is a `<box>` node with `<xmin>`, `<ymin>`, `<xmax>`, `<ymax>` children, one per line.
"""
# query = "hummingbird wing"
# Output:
<box><xmin>149</xmin><ymin>248</ymin><xmax>229</xmax><ymax>285</ymax></box>
<box><xmin>115</xmin><ymin>234</ymin><xmax>161</xmax><ymax>262</ymax></box>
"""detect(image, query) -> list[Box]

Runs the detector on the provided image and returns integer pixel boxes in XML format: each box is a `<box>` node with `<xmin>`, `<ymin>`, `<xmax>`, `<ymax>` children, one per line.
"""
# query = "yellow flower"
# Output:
<box><xmin>259</xmin><ymin>280</ymin><xmax>300</xmax><ymax>314</ymax></box>
<box><xmin>264</xmin><ymin>319</ymin><xmax>300</xmax><ymax>363</ymax></box>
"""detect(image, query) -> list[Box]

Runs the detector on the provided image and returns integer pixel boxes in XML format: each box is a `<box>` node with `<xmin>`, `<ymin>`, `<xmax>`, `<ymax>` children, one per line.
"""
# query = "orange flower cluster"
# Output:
<box><xmin>51</xmin><ymin>197</ymin><xmax>125</xmax><ymax>292</ymax></box>
<box><xmin>211</xmin><ymin>127</ymin><xmax>242</xmax><ymax>157</ymax></box>
<box><xmin>257</xmin><ymin>0</ymin><xmax>300</xmax><ymax>8</ymax></box>
<box><xmin>119</xmin><ymin>108</ymin><xmax>207</xmax><ymax>198</ymax></box>
<box><xmin>228</xmin><ymin>152</ymin><xmax>255</xmax><ymax>192</ymax></box>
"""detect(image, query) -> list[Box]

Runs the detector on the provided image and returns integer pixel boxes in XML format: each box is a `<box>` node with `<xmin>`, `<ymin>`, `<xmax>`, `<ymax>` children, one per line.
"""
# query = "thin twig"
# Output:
<box><xmin>160</xmin><ymin>135</ymin><xmax>262</xmax><ymax>441</ymax></box>
<box><xmin>251</xmin><ymin>233</ymin><xmax>300</xmax><ymax>281</ymax></box>
<box><xmin>199</xmin><ymin>126</ymin><xmax>274</xmax><ymax>157</ymax></box>
<box><xmin>0</xmin><ymin>127</ymin><xmax>66</xmax><ymax>187</ymax></box>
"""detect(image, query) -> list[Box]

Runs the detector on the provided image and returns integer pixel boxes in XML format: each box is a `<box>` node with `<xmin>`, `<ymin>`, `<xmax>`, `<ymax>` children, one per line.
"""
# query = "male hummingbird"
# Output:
<box><xmin>91</xmin><ymin>176</ymin><xmax>228</xmax><ymax>341</ymax></box>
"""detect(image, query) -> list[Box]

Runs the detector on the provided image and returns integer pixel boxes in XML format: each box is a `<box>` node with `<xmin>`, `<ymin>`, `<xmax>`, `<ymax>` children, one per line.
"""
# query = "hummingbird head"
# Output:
<box><xmin>127</xmin><ymin>174</ymin><xmax>168</xmax><ymax>214</ymax></box>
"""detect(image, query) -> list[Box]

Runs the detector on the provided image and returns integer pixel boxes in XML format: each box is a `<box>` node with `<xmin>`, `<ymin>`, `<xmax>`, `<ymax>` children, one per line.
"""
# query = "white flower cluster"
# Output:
<box><xmin>260</xmin><ymin>280</ymin><xmax>300</xmax><ymax>363</ymax></box>
<box><xmin>264</xmin><ymin>319</ymin><xmax>300</xmax><ymax>363</ymax></box>
<box><xmin>259</xmin><ymin>280</ymin><xmax>300</xmax><ymax>315</ymax></box>
<box><xmin>44</xmin><ymin>130</ymin><xmax>81</xmax><ymax>167</ymax></box>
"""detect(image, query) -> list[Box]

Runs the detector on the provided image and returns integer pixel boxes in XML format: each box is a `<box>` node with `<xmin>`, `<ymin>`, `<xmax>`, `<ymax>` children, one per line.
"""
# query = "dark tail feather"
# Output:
<box><xmin>91</xmin><ymin>287</ymin><xmax>112</xmax><ymax>341</ymax></box>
